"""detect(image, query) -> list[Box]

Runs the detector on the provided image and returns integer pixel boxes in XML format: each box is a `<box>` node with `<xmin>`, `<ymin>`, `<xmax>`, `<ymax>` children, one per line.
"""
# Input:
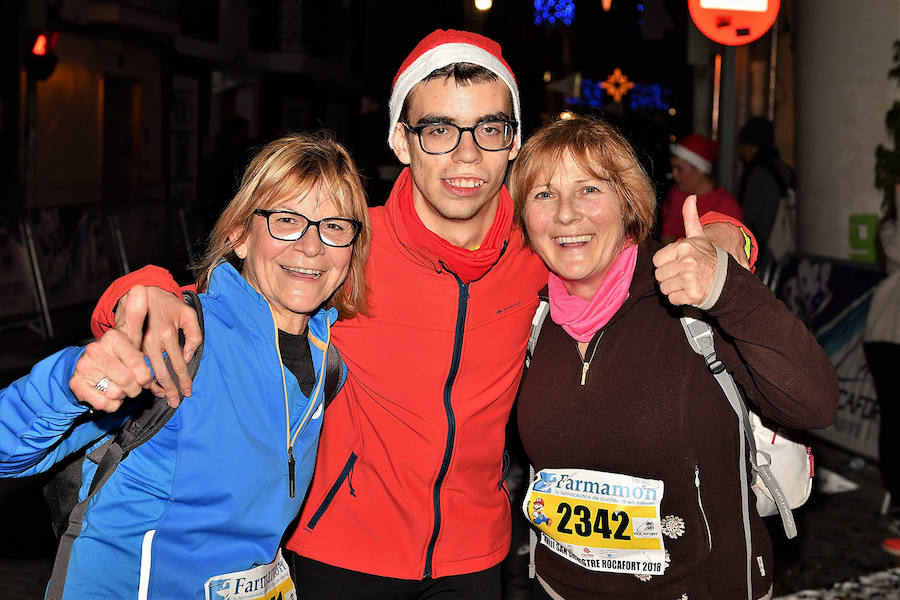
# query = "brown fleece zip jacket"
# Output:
<box><xmin>518</xmin><ymin>241</ymin><xmax>837</xmax><ymax>600</ymax></box>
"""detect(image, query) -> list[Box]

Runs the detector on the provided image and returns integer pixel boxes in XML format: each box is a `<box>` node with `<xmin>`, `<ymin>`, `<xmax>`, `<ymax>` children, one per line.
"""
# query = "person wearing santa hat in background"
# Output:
<box><xmin>84</xmin><ymin>29</ymin><xmax>755</xmax><ymax>600</ymax></box>
<box><xmin>660</xmin><ymin>133</ymin><xmax>744</xmax><ymax>244</ymax></box>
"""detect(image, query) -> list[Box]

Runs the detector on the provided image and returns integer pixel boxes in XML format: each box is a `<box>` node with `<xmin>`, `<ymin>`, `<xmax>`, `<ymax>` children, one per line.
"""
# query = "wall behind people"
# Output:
<box><xmin>795</xmin><ymin>0</ymin><xmax>899</xmax><ymax>262</ymax></box>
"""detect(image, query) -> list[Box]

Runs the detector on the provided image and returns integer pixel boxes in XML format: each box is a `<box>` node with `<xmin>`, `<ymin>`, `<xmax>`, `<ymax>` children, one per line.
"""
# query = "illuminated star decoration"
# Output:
<box><xmin>600</xmin><ymin>68</ymin><xmax>635</xmax><ymax>103</ymax></box>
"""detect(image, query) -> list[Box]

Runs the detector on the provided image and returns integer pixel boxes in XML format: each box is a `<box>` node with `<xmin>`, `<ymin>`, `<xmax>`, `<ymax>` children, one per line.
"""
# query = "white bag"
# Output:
<box><xmin>765</xmin><ymin>189</ymin><xmax>797</xmax><ymax>261</ymax></box>
<box><xmin>750</xmin><ymin>411</ymin><xmax>813</xmax><ymax>517</ymax></box>
<box><xmin>681</xmin><ymin>313</ymin><xmax>811</xmax><ymax>539</ymax></box>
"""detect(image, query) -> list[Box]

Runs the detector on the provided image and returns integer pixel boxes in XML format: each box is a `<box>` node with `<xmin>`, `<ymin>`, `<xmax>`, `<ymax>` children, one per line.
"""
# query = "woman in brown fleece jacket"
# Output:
<box><xmin>508</xmin><ymin>116</ymin><xmax>837</xmax><ymax>600</ymax></box>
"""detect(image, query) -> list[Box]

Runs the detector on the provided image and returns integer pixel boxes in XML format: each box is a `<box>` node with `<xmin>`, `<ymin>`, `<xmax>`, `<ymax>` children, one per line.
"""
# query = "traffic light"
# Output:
<box><xmin>25</xmin><ymin>31</ymin><xmax>59</xmax><ymax>81</ymax></box>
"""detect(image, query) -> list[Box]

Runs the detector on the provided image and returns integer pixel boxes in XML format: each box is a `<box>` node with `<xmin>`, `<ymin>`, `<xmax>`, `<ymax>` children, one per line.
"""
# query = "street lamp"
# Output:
<box><xmin>475</xmin><ymin>0</ymin><xmax>492</xmax><ymax>11</ymax></box>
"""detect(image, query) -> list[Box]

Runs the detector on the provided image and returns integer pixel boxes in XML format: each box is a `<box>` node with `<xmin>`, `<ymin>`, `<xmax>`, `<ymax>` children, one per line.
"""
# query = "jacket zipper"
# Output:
<box><xmin>575</xmin><ymin>331</ymin><xmax>604</xmax><ymax>386</ymax></box>
<box><xmin>499</xmin><ymin>449</ymin><xmax>511</xmax><ymax>503</ymax></box>
<box><xmin>424</xmin><ymin>276</ymin><xmax>469</xmax><ymax>578</ymax></box>
<box><xmin>307</xmin><ymin>452</ymin><xmax>358</xmax><ymax>529</ymax></box>
<box><xmin>269</xmin><ymin>306</ymin><xmax>327</xmax><ymax>499</ymax></box>
<box><xmin>694</xmin><ymin>464</ymin><xmax>713</xmax><ymax>551</ymax></box>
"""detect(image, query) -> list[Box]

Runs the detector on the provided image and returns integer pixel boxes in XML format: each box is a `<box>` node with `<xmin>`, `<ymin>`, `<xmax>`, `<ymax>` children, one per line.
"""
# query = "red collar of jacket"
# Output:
<box><xmin>385</xmin><ymin>167</ymin><xmax>513</xmax><ymax>284</ymax></box>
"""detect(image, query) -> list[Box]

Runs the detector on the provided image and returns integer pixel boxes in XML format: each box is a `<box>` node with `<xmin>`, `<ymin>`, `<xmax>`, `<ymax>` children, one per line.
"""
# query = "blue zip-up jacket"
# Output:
<box><xmin>0</xmin><ymin>262</ymin><xmax>343</xmax><ymax>599</ymax></box>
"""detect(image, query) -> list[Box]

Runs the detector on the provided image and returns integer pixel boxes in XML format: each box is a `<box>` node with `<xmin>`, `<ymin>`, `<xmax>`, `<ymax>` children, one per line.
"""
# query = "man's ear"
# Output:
<box><xmin>508</xmin><ymin>133</ymin><xmax>521</xmax><ymax>161</ymax></box>
<box><xmin>392</xmin><ymin>123</ymin><xmax>412</xmax><ymax>165</ymax></box>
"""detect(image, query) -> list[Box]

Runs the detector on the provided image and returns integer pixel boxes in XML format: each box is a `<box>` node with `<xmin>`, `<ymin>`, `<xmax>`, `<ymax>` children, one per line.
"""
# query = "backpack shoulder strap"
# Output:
<box><xmin>680</xmin><ymin>312</ymin><xmax>756</xmax><ymax>446</ymax></box>
<box><xmin>111</xmin><ymin>291</ymin><xmax>205</xmax><ymax>457</ymax></box>
<box><xmin>323</xmin><ymin>342</ymin><xmax>342</xmax><ymax>408</ymax></box>
<box><xmin>526</xmin><ymin>297</ymin><xmax>550</xmax><ymax>368</ymax></box>
<box><xmin>681</xmin><ymin>310</ymin><xmax>756</xmax><ymax>598</ymax></box>
<box><xmin>46</xmin><ymin>290</ymin><xmax>205</xmax><ymax>600</ymax></box>
<box><xmin>525</xmin><ymin>296</ymin><xmax>549</xmax><ymax>581</ymax></box>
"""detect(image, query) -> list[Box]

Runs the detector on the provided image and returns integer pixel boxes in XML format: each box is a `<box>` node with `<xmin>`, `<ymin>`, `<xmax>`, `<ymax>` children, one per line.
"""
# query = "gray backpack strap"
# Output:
<box><xmin>525</xmin><ymin>298</ymin><xmax>549</xmax><ymax>579</ymax></box>
<box><xmin>46</xmin><ymin>443</ymin><xmax>126</xmax><ymax>600</ymax></box>
<box><xmin>46</xmin><ymin>291</ymin><xmax>205</xmax><ymax>599</ymax></box>
<box><xmin>680</xmin><ymin>312</ymin><xmax>753</xmax><ymax>600</ymax></box>
<box><xmin>681</xmin><ymin>311</ymin><xmax>799</xmax><ymax>600</ymax></box>
<box><xmin>526</xmin><ymin>299</ymin><xmax>550</xmax><ymax>368</ymax></box>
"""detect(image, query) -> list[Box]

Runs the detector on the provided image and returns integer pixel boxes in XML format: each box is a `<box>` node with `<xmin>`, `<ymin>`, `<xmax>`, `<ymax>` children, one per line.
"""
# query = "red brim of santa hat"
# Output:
<box><xmin>388</xmin><ymin>29</ymin><xmax>521</xmax><ymax>152</ymax></box>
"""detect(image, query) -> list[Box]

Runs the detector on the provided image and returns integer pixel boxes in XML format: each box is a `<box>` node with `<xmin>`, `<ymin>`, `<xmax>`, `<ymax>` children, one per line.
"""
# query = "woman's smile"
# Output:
<box><xmin>554</xmin><ymin>234</ymin><xmax>594</xmax><ymax>247</ymax></box>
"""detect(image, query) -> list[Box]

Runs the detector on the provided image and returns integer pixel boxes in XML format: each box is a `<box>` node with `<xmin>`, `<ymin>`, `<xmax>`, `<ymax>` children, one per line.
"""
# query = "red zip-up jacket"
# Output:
<box><xmin>90</xmin><ymin>173</ymin><xmax>755</xmax><ymax>580</ymax></box>
<box><xmin>285</xmin><ymin>171</ymin><xmax>548</xmax><ymax>578</ymax></box>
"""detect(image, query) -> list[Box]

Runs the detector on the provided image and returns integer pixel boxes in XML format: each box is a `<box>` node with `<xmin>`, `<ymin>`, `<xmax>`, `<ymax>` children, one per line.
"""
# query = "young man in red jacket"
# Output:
<box><xmin>86</xmin><ymin>30</ymin><xmax>753</xmax><ymax>599</ymax></box>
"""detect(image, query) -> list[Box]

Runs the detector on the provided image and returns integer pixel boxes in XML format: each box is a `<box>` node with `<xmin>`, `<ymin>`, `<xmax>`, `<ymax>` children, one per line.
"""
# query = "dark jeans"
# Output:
<box><xmin>288</xmin><ymin>553</ymin><xmax>501</xmax><ymax>600</ymax></box>
<box><xmin>864</xmin><ymin>341</ymin><xmax>900</xmax><ymax>502</ymax></box>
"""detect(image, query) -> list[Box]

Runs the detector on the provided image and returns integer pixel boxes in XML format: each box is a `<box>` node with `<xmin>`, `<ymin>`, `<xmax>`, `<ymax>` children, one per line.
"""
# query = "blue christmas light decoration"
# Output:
<box><xmin>565</xmin><ymin>78</ymin><xmax>605</xmax><ymax>108</ymax></box>
<box><xmin>534</xmin><ymin>0</ymin><xmax>575</xmax><ymax>26</ymax></box>
<box><xmin>561</xmin><ymin>79</ymin><xmax>672</xmax><ymax>112</ymax></box>
<box><xmin>629</xmin><ymin>83</ymin><xmax>671</xmax><ymax>112</ymax></box>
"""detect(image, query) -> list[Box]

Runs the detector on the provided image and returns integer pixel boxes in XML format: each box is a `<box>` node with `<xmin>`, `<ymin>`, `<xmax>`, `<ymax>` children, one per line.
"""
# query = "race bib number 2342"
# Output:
<box><xmin>523</xmin><ymin>468</ymin><xmax>668</xmax><ymax>576</ymax></box>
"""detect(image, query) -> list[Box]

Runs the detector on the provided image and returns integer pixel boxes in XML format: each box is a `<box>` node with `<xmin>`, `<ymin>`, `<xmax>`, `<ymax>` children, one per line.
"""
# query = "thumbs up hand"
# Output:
<box><xmin>70</xmin><ymin>286</ymin><xmax>154</xmax><ymax>412</ymax></box>
<box><xmin>681</xmin><ymin>192</ymin><xmax>705</xmax><ymax>239</ymax></box>
<box><xmin>652</xmin><ymin>196</ymin><xmax>721</xmax><ymax>307</ymax></box>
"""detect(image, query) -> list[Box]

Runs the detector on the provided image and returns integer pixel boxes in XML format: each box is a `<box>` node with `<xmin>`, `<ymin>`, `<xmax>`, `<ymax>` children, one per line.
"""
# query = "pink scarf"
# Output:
<box><xmin>548</xmin><ymin>243</ymin><xmax>639</xmax><ymax>342</ymax></box>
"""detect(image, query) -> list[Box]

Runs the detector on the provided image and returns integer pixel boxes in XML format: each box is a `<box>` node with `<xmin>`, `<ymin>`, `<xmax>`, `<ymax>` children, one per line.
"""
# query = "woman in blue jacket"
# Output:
<box><xmin>0</xmin><ymin>132</ymin><xmax>371</xmax><ymax>599</ymax></box>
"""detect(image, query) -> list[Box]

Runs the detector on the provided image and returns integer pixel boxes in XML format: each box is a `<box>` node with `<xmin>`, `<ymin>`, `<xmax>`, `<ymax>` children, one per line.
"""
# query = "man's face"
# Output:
<box><xmin>392</xmin><ymin>78</ymin><xmax>518</xmax><ymax>239</ymax></box>
<box><xmin>669</xmin><ymin>156</ymin><xmax>705</xmax><ymax>195</ymax></box>
<box><xmin>739</xmin><ymin>143</ymin><xmax>757</xmax><ymax>164</ymax></box>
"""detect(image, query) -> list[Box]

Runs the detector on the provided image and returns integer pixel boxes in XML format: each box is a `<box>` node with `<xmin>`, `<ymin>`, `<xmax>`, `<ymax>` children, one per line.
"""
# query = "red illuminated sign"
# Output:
<box><xmin>30</xmin><ymin>32</ymin><xmax>58</xmax><ymax>56</ymax></box>
<box><xmin>32</xmin><ymin>34</ymin><xmax>49</xmax><ymax>56</ymax></box>
<box><xmin>26</xmin><ymin>32</ymin><xmax>59</xmax><ymax>81</ymax></box>
<box><xmin>688</xmin><ymin>0</ymin><xmax>781</xmax><ymax>46</ymax></box>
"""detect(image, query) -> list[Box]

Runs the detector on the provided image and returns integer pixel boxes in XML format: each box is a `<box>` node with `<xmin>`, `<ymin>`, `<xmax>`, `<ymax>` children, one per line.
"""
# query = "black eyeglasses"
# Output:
<box><xmin>253</xmin><ymin>209</ymin><xmax>362</xmax><ymax>247</ymax></box>
<box><xmin>403</xmin><ymin>120</ymin><xmax>518</xmax><ymax>155</ymax></box>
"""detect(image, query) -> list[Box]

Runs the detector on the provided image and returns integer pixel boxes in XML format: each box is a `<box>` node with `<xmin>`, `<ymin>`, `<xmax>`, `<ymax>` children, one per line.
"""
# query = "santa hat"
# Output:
<box><xmin>669</xmin><ymin>133</ymin><xmax>719</xmax><ymax>174</ymax></box>
<box><xmin>387</xmin><ymin>29</ymin><xmax>521</xmax><ymax>151</ymax></box>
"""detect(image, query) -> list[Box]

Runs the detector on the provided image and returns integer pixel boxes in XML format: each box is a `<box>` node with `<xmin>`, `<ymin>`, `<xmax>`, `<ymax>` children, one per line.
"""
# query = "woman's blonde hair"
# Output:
<box><xmin>508</xmin><ymin>115</ymin><xmax>656</xmax><ymax>247</ymax></box>
<box><xmin>193</xmin><ymin>131</ymin><xmax>370</xmax><ymax>319</ymax></box>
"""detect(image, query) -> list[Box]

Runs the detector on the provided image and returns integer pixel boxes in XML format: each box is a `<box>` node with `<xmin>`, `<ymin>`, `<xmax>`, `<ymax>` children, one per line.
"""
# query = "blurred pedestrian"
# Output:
<box><xmin>862</xmin><ymin>197</ymin><xmax>900</xmax><ymax>556</ymax></box>
<box><xmin>737</xmin><ymin>116</ymin><xmax>795</xmax><ymax>257</ymax></box>
<box><xmin>660</xmin><ymin>133</ymin><xmax>743</xmax><ymax>243</ymax></box>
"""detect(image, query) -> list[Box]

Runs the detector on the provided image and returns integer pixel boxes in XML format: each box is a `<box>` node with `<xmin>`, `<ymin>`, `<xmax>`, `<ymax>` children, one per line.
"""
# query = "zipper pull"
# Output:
<box><xmin>288</xmin><ymin>448</ymin><xmax>296</xmax><ymax>498</ymax></box>
<box><xmin>580</xmin><ymin>362</ymin><xmax>589</xmax><ymax>386</ymax></box>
